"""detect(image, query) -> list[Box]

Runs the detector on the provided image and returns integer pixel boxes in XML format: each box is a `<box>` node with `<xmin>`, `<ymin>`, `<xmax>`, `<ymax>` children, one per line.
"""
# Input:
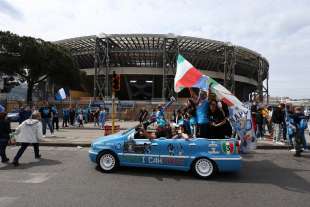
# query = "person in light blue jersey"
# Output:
<box><xmin>62</xmin><ymin>107</ymin><xmax>69</xmax><ymax>128</ymax></box>
<box><xmin>189</xmin><ymin>88</ymin><xmax>209</xmax><ymax>138</ymax></box>
<box><xmin>185</xmin><ymin>99</ymin><xmax>197</xmax><ymax>137</ymax></box>
<box><xmin>155</xmin><ymin>97</ymin><xmax>176</xmax><ymax>138</ymax></box>
<box><xmin>99</xmin><ymin>108</ymin><xmax>107</xmax><ymax>129</ymax></box>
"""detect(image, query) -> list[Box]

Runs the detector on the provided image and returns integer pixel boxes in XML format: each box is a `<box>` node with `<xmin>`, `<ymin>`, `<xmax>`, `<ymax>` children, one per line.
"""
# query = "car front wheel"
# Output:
<box><xmin>193</xmin><ymin>158</ymin><xmax>215</xmax><ymax>178</ymax></box>
<box><xmin>97</xmin><ymin>152</ymin><xmax>118</xmax><ymax>172</ymax></box>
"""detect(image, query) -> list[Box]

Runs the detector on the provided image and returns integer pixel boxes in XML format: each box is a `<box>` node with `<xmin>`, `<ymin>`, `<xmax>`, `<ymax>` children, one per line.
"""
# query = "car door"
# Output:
<box><xmin>156</xmin><ymin>138</ymin><xmax>191</xmax><ymax>169</ymax></box>
<box><xmin>121</xmin><ymin>138</ymin><xmax>161</xmax><ymax>167</ymax></box>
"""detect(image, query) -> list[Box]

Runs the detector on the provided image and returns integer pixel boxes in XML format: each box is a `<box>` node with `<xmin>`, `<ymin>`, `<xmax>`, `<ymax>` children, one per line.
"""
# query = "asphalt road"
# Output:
<box><xmin>0</xmin><ymin>147</ymin><xmax>310</xmax><ymax>207</ymax></box>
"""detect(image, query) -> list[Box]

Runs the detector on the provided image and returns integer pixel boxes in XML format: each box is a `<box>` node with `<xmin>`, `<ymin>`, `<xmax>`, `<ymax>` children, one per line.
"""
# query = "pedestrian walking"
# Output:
<box><xmin>288</xmin><ymin>107</ymin><xmax>308</xmax><ymax>156</ymax></box>
<box><xmin>256</xmin><ymin>106</ymin><xmax>265</xmax><ymax>139</ymax></box>
<box><xmin>12</xmin><ymin>112</ymin><xmax>43</xmax><ymax>166</ymax></box>
<box><xmin>272</xmin><ymin>104</ymin><xmax>285</xmax><ymax>144</ymax></box>
<box><xmin>39</xmin><ymin>102</ymin><xmax>54</xmax><ymax>137</ymax></box>
<box><xmin>78</xmin><ymin>112</ymin><xmax>84</xmax><ymax>127</ymax></box>
<box><xmin>51</xmin><ymin>106</ymin><xmax>59</xmax><ymax>131</ymax></box>
<box><xmin>62</xmin><ymin>107</ymin><xmax>69</xmax><ymax>127</ymax></box>
<box><xmin>251</xmin><ymin>101</ymin><xmax>258</xmax><ymax>134</ymax></box>
<box><xmin>99</xmin><ymin>108</ymin><xmax>106</xmax><ymax>129</ymax></box>
<box><xmin>93</xmin><ymin>108</ymin><xmax>100</xmax><ymax>127</ymax></box>
<box><xmin>0</xmin><ymin>108</ymin><xmax>11</xmax><ymax>163</ymax></box>
<box><xmin>69</xmin><ymin>107</ymin><xmax>75</xmax><ymax>126</ymax></box>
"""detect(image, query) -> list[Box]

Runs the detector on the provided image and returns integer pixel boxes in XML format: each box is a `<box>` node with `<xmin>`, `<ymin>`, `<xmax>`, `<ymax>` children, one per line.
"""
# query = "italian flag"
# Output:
<box><xmin>174</xmin><ymin>54</ymin><xmax>208</xmax><ymax>93</ymax></box>
<box><xmin>174</xmin><ymin>54</ymin><xmax>246</xmax><ymax>111</ymax></box>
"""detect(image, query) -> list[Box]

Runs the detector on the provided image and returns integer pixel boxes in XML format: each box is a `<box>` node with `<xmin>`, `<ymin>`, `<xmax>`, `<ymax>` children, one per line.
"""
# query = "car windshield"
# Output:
<box><xmin>121</xmin><ymin>125</ymin><xmax>139</xmax><ymax>135</ymax></box>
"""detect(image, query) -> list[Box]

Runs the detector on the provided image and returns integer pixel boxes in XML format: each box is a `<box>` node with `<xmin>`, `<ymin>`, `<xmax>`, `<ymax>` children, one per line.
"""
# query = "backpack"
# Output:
<box><xmin>299</xmin><ymin>119</ymin><xmax>308</xmax><ymax>130</ymax></box>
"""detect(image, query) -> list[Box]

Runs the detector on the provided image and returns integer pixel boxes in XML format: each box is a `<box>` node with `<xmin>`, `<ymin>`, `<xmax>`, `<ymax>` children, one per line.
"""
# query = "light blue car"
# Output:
<box><xmin>89</xmin><ymin>127</ymin><xmax>242</xmax><ymax>179</ymax></box>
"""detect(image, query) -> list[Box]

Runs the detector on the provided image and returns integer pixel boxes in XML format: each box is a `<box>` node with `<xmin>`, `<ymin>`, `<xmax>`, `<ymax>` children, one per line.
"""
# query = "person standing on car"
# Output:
<box><xmin>12</xmin><ymin>112</ymin><xmax>43</xmax><ymax>166</ymax></box>
<box><xmin>0</xmin><ymin>108</ymin><xmax>11</xmax><ymax>163</ymax></box>
<box><xmin>39</xmin><ymin>102</ymin><xmax>54</xmax><ymax>137</ymax></box>
<box><xmin>189</xmin><ymin>88</ymin><xmax>209</xmax><ymax>138</ymax></box>
<box><xmin>207</xmin><ymin>100</ymin><xmax>228</xmax><ymax>139</ymax></box>
<box><xmin>185</xmin><ymin>99</ymin><xmax>197</xmax><ymax>137</ymax></box>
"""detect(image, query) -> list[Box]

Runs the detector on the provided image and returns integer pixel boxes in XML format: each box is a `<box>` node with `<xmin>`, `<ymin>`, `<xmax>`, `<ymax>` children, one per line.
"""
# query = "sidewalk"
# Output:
<box><xmin>11</xmin><ymin>121</ymin><xmax>310</xmax><ymax>149</ymax></box>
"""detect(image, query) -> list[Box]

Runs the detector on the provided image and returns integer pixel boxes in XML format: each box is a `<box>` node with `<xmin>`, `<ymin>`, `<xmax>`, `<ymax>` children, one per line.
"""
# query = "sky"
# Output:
<box><xmin>1</xmin><ymin>0</ymin><xmax>310</xmax><ymax>98</ymax></box>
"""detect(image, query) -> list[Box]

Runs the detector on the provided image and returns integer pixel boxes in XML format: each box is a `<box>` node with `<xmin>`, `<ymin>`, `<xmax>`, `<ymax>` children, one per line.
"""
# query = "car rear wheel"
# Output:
<box><xmin>193</xmin><ymin>158</ymin><xmax>215</xmax><ymax>179</ymax></box>
<box><xmin>97</xmin><ymin>152</ymin><xmax>118</xmax><ymax>172</ymax></box>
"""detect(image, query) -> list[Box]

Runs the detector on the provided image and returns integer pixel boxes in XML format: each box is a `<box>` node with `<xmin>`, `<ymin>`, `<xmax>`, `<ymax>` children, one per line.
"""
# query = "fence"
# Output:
<box><xmin>4</xmin><ymin>99</ymin><xmax>186</xmax><ymax>121</ymax></box>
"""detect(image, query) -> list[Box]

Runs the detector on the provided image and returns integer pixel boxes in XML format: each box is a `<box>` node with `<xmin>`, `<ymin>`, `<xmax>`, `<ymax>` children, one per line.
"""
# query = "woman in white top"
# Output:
<box><xmin>12</xmin><ymin>112</ymin><xmax>43</xmax><ymax>166</ymax></box>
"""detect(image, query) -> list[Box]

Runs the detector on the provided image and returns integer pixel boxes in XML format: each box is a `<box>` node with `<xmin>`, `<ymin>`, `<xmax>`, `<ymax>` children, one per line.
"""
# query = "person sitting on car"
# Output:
<box><xmin>172</xmin><ymin>125</ymin><xmax>189</xmax><ymax>140</ymax></box>
<box><xmin>135</xmin><ymin>126</ymin><xmax>156</xmax><ymax>140</ymax></box>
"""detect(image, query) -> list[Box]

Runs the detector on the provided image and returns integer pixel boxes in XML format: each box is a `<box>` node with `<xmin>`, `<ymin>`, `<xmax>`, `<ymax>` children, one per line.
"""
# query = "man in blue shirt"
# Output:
<box><xmin>39</xmin><ymin>102</ymin><xmax>54</xmax><ymax>137</ymax></box>
<box><xmin>62</xmin><ymin>107</ymin><xmax>69</xmax><ymax>128</ymax></box>
<box><xmin>190</xmin><ymin>89</ymin><xmax>209</xmax><ymax>138</ymax></box>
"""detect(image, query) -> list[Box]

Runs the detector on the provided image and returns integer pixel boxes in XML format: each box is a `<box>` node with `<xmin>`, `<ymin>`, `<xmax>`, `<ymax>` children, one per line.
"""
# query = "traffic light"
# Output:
<box><xmin>112</xmin><ymin>71</ymin><xmax>120</xmax><ymax>91</ymax></box>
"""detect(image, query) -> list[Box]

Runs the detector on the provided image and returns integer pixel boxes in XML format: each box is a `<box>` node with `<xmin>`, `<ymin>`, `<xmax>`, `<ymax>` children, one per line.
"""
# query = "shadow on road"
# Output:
<box><xmin>96</xmin><ymin>165</ymin><xmax>192</xmax><ymax>181</ymax></box>
<box><xmin>214</xmin><ymin>158</ymin><xmax>310</xmax><ymax>194</ymax></box>
<box><xmin>96</xmin><ymin>154</ymin><xmax>310</xmax><ymax>193</ymax></box>
<box><xmin>0</xmin><ymin>158</ymin><xmax>62</xmax><ymax>170</ymax></box>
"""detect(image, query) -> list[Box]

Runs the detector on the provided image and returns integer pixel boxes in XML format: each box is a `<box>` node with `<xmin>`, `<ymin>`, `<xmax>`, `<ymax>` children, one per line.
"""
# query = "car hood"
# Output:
<box><xmin>91</xmin><ymin>132</ymin><xmax>125</xmax><ymax>146</ymax></box>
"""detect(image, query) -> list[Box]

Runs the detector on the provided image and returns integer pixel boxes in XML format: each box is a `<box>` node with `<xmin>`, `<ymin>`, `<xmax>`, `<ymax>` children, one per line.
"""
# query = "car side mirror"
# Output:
<box><xmin>128</xmin><ymin>132</ymin><xmax>134</xmax><ymax>141</ymax></box>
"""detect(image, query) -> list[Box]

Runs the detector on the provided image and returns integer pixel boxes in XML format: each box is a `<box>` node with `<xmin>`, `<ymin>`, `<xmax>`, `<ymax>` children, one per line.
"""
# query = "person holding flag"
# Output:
<box><xmin>174</xmin><ymin>54</ymin><xmax>256</xmax><ymax>152</ymax></box>
<box><xmin>188</xmin><ymin>88</ymin><xmax>209</xmax><ymax>138</ymax></box>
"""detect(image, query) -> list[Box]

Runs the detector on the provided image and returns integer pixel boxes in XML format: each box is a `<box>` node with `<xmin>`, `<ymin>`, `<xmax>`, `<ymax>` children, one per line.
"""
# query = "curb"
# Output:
<box><xmin>37</xmin><ymin>142</ymin><xmax>308</xmax><ymax>150</ymax></box>
<box><xmin>39</xmin><ymin>142</ymin><xmax>91</xmax><ymax>147</ymax></box>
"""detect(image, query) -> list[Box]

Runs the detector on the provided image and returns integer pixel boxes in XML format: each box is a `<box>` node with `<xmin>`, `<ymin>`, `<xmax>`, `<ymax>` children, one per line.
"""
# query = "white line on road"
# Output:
<box><xmin>22</xmin><ymin>173</ymin><xmax>54</xmax><ymax>184</ymax></box>
<box><xmin>0</xmin><ymin>197</ymin><xmax>18</xmax><ymax>207</ymax></box>
<box><xmin>0</xmin><ymin>172</ymin><xmax>54</xmax><ymax>184</ymax></box>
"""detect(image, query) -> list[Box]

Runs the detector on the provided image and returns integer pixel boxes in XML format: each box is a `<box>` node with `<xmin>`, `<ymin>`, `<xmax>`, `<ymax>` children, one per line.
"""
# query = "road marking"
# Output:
<box><xmin>0</xmin><ymin>172</ymin><xmax>54</xmax><ymax>184</ymax></box>
<box><xmin>0</xmin><ymin>197</ymin><xmax>18</xmax><ymax>207</ymax></box>
<box><xmin>22</xmin><ymin>173</ymin><xmax>53</xmax><ymax>184</ymax></box>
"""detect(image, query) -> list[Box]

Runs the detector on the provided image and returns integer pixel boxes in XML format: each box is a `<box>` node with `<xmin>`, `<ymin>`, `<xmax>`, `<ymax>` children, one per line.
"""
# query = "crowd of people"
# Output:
<box><xmin>13</xmin><ymin>102</ymin><xmax>108</xmax><ymax>132</ymax></box>
<box><xmin>0</xmin><ymin>102</ymin><xmax>108</xmax><ymax>166</ymax></box>
<box><xmin>136</xmin><ymin>91</ymin><xmax>309</xmax><ymax>157</ymax></box>
<box><xmin>136</xmin><ymin>89</ymin><xmax>232</xmax><ymax>140</ymax></box>
<box><xmin>0</xmin><ymin>92</ymin><xmax>309</xmax><ymax>165</ymax></box>
<box><xmin>251</xmin><ymin>101</ymin><xmax>309</xmax><ymax>156</ymax></box>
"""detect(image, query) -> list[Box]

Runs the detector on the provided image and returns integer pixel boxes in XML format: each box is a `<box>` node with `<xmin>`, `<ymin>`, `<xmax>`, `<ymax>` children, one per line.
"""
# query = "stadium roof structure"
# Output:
<box><xmin>55</xmin><ymin>34</ymin><xmax>269</xmax><ymax>101</ymax></box>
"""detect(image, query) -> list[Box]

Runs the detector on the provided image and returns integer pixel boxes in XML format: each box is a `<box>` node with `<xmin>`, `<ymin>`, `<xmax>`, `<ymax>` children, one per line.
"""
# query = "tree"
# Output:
<box><xmin>0</xmin><ymin>31</ymin><xmax>80</xmax><ymax>104</ymax></box>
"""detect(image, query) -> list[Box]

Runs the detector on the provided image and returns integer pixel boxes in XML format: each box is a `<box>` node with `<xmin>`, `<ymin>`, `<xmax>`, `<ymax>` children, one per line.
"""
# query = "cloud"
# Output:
<box><xmin>0</xmin><ymin>0</ymin><xmax>23</xmax><ymax>19</ymax></box>
<box><xmin>0</xmin><ymin>0</ymin><xmax>309</xmax><ymax>98</ymax></box>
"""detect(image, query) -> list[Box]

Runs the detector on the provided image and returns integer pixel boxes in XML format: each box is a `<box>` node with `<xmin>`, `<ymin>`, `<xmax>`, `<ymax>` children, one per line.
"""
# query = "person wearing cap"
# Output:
<box><xmin>0</xmin><ymin>106</ymin><xmax>11</xmax><ymax>163</ymax></box>
<box><xmin>12</xmin><ymin>112</ymin><xmax>43</xmax><ymax>166</ymax></box>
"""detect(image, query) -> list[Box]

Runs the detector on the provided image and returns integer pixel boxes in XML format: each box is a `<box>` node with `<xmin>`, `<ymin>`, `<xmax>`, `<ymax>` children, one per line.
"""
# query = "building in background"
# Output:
<box><xmin>56</xmin><ymin>34</ymin><xmax>269</xmax><ymax>101</ymax></box>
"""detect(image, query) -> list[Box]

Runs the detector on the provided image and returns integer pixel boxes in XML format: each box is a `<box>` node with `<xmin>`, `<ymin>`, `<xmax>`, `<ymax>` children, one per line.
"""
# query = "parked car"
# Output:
<box><xmin>7</xmin><ymin>109</ymin><xmax>20</xmax><ymax>122</ymax></box>
<box><xmin>89</xmin><ymin>127</ymin><xmax>242</xmax><ymax>179</ymax></box>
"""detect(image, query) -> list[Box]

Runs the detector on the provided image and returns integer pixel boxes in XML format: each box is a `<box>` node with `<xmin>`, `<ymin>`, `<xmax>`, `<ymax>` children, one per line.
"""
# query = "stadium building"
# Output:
<box><xmin>55</xmin><ymin>34</ymin><xmax>269</xmax><ymax>102</ymax></box>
